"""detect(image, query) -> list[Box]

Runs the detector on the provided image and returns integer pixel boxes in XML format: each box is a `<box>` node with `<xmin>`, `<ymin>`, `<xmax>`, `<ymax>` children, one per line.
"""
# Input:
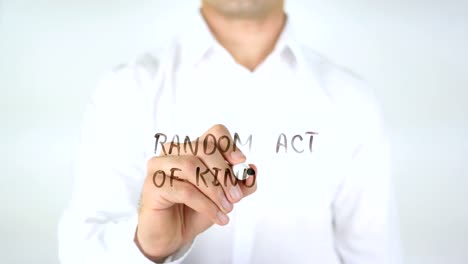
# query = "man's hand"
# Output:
<box><xmin>135</xmin><ymin>124</ymin><xmax>258</xmax><ymax>262</ymax></box>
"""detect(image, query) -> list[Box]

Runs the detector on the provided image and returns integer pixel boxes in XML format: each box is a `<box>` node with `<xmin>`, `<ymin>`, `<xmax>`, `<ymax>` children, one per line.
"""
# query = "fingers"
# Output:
<box><xmin>198</xmin><ymin>124</ymin><xmax>250</xmax><ymax>203</ymax></box>
<box><xmin>148</xmin><ymin>155</ymin><xmax>233</xmax><ymax>214</ymax></box>
<box><xmin>150</xmin><ymin>124</ymin><xmax>257</xmax><ymax>209</ymax></box>
<box><xmin>195</xmin><ymin>149</ymin><xmax>244</xmax><ymax>203</ymax></box>
<box><xmin>160</xmin><ymin>124</ymin><xmax>248</xmax><ymax>204</ymax></box>
<box><xmin>158</xmin><ymin>178</ymin><xmax>229</xmax><ymax>226</ymax></box>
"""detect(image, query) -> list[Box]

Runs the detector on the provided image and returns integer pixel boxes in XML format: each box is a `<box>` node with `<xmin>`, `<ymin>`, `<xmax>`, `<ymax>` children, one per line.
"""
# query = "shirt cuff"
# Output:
<box><xmin>115</xmin><ymin>213</ymin><xmax>194</xmax><ymax>264</ymax></box>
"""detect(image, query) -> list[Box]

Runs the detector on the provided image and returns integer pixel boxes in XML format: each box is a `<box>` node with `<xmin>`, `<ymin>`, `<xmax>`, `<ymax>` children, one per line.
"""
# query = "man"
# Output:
<box><xmin>59</xmin><ymin>0</ymin><xmax>401</xmax><ymax>263</ymax></box>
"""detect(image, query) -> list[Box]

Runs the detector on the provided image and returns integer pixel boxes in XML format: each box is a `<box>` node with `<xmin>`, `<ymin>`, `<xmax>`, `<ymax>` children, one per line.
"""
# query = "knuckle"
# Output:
<box><xmin>211</xmin><ymin>124</ymin><xmax>227</xmax><ymax>131</ymax></box>
<box><xmin>211</xmin><ymin>124</ymin><xmax>229</xmax><ymax>135</ymax></box>
<box><xmin>195</xmin><ymin>140</ymin><xmax>205</xmax><ymax>150</ymax></box>
<box><xmin>146</xmin><ymin>156</ymin><xmax>159</xmax><ymax>171</ymax></box>
<box><xmin>203</xmin><ymin>140</ymin><xmax>217</xmax><ymax>150</ymax></box>
<box><xmin>183</xmin><ymin>156</ymin><xmax>199</xmax><ymax>172</ymax></box>
<box><xmin>201</xmin><ymin>200</ymin><xmax>218</xmax><ymax>218</ymax></box>
<box><xmin>208</xmin><ymin>187</ymin><xmax>222</xmax><ymax>203</ymax></box>
<box><xmin>179</xmin><ymin>184</ymin><xmax>196</xmax><ymax>200</ymax></box>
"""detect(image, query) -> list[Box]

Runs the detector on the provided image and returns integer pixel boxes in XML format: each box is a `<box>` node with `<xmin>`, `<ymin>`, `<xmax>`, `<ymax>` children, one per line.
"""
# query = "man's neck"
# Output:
<box><xmin>201</xmin><ymin>4</ymin><xmax>286</xmax><ymax>72</ymax></box>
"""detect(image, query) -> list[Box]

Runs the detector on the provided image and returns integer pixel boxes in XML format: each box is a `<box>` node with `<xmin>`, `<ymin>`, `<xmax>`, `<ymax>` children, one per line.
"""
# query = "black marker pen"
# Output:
<box><xmin>233</xmin><ymin>163</ymin><xmax>255</xmax><ymax>180</ymax></box>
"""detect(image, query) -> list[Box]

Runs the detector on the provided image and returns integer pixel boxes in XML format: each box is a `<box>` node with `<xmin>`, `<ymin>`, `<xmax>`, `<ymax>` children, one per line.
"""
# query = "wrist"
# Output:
<box><xmin>134</xmin><ymin>227</ymin><xmax>170</xmax><ymax>263</ymax></box>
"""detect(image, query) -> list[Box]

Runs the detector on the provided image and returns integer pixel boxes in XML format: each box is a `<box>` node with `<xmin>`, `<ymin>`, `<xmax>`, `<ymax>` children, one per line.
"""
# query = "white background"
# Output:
<box><xmin>1</xmin><ymin>0</ymin><xmax>467</xmax><ymax>263</ymax></box>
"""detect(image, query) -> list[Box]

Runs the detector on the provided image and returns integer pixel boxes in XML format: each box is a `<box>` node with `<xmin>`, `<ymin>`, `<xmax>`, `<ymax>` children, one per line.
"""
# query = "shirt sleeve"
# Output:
<box><xmin>57</xmin><ymin>68</ymin><xmax>193</xmax><ymax>264</ymax></box>
<box><xmin>331</xmin><ymin>86</ymin><xmax>403</xmax><ymax>264</ymax></box>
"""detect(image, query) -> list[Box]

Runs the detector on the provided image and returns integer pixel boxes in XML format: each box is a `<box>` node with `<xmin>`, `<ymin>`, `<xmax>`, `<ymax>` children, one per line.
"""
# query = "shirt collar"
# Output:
<box><xmin>178</xmin><ymin>9</ymin><xmax>302</xmax><ymax>69</ymax></box>
<box><xmin>274</xmin><ymin>14</ymin><xmax>302</xmax><ymax>68</ymax></box>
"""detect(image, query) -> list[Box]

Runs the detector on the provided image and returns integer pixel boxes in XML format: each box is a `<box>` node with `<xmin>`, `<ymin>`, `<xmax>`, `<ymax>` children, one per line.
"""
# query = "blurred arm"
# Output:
<box><xmin>331</xmin><ymin>89</ymin><xmax>403</xmax><ymax>264</ymax></box>
<box><xmin>57</xmin><ymin>68</ymin><xmax>192</xmax><ymax>264</ymax></box>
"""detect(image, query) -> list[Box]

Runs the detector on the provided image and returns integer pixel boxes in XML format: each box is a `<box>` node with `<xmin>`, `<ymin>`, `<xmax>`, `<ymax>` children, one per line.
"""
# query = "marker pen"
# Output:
<box><xmin>232</xmin><ymin>163</ymin><xmax>255</xmax><ymax>180</ymax></box>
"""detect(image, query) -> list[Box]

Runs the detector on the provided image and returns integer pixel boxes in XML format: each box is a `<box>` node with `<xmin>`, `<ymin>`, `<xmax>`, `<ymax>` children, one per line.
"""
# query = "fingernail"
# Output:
<box><xmin>217</xmin><ymin>211</ymin><xmax>229</xmax><ymax>225</ymax></box>
<box><xmin>230</xmin><ymin>150</ymin><xmax>246</xmax><ymax>162</ymax></box>
<box><xmin>230</xmin><ymin>185</ymin><xmax>243</xmax><ymax>201</ymax></box>
<box><xmin>221</xmin><ymin>196</ymin><xmax>233</xmax><ymax>212</ymax></box>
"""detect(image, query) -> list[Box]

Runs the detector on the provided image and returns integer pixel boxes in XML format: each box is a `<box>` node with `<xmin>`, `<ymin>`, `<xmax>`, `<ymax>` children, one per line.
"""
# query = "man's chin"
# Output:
<box><xmin>203</xmin><ymin>0</ymin><xmax>280</xmax><ymax>19</ymax></box>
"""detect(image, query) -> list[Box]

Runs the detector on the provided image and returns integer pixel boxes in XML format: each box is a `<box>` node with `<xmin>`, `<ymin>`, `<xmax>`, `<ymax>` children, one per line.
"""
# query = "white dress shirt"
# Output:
<box><xmin>58</xmin><ymin>10</ymin><xmax>402</xmax><ymax>264</ymax></box>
